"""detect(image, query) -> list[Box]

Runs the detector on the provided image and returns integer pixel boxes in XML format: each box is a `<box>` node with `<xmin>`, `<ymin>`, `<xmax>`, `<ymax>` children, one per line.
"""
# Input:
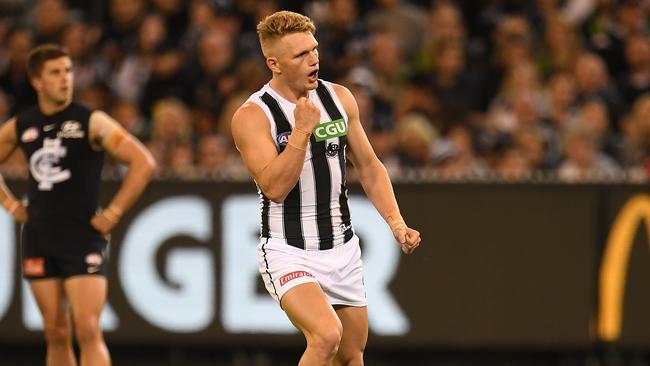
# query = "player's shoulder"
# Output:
<box><xmin>0</xmin><ymin>117</ymin><xmax>17</xmax><ymax>133</ymax></box>
<box><xmin>70</xmin><ymin>101</ymin><xmax>94</xmax><ymax>113</ymax></box>
<box><xmin>15</xmin><ymin>105</ymin><xmax>41</xmax><ymax>122</ymax></box>
<box><xmin>67</xmin><ymin>101</ymin><xmax>95</xmax><ymax>121</ymax></box>
<box><xmin>233</xmin><ymin>101</ymin><xmax>268</xmax><ymax>124</ymax></box>
<box><xmin>231</xmin><ymin>100</ymin><xmax>271</xmax><ymax>136</ymax></box>
<box><xmin>321</xmin><ymin>80</ymin><xmax>356</xmax><ymax>111</ymax></box>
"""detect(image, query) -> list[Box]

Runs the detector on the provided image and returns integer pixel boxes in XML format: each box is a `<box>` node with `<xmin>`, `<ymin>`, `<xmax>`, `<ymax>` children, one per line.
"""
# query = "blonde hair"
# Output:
<box><xmin>256</xmin><ymin>11</ymin><xmax>316</xmax><ymax>53</ymax></box>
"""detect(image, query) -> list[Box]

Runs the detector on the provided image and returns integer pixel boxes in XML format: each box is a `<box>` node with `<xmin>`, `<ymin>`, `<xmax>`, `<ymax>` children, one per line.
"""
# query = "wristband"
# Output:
<box><xmin>293</xmin><ymin>126</ymin><xmax>312</xmax><ymax>137</ymax></box>
<box><xmin>102</xmin><ymin>205</ymin><xmax>123</xmax><ymax>224</ymax></box>
<box><xmin>386</xmin><ymin>212</ymin><xmax>406</xmax><ymax>232</ymax></box>
<box><xmin>288</xmin><ymin>140</ymin><xmax>307</xmax><ymax>151</ymax></box>
<box><xmin>3</xmin><ymin>197</ymin><xmax>17</xmax><ymax>211</ymax></box>
<box><xmin>7</xmin><ymin>200</ymin><xmax>20</xmax><ymax>215</ymax></box>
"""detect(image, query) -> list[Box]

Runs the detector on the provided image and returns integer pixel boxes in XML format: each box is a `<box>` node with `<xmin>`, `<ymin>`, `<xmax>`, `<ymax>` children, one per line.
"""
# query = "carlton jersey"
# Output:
<box><xmin>15</xmin><ymin>102</ymin><xmax>104</xmax><ymax>227</ymax></box>
<box><xmin>246</xmin><ymin>80</ymin><xmax>354</xmax><ymax>250</ymax></box>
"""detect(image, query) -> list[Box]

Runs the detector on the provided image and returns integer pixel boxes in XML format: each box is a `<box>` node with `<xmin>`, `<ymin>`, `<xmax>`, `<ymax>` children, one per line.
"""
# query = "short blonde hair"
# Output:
<box><xmin>256</xmin><ymin>11</ymin><xmax>316</xmax><ymax>52</ymax></box>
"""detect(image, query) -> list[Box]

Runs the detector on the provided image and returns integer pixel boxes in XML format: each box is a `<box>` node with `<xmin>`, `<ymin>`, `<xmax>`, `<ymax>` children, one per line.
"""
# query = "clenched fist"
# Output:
<box><xmin>394</xmin><ymin>227</ymin><xmax>421</xmax><ymax>255</ymax></box>
<box><xmin>293</xmin><ymin>96</ymin><xmax>321</xmax><ymax>133</ymax></box>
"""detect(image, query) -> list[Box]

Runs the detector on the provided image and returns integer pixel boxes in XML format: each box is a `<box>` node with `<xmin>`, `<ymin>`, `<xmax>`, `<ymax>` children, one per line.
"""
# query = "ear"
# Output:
<box><xmin>266</xmin><ymin>57</ymin><xmax>281</xmax><ymax>74</ymax></box>
<box><xmin>30</xmin><ymin>77</ymin><xmax>42</xmax><ymax>92</ymax></box>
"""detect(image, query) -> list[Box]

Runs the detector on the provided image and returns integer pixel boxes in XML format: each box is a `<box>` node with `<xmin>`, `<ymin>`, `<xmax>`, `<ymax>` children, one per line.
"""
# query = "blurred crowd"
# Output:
<box><xmin>0</xmin><ymin>0</ymin><xmax>649</xmax><ymax>182</ymax></box>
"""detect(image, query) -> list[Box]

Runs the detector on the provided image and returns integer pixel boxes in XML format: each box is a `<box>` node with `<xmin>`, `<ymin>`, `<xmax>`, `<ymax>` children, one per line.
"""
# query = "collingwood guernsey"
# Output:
<box><xmin>246</xmin><ymin>80</ymin><xmax>354</xmax><ymax>250</ymax></box>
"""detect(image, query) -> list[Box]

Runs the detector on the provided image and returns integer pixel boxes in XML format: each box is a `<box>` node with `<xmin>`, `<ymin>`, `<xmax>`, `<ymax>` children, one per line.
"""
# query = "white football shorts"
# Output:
<box><xmin>257</xmin><ymin>234</ymin><xmax>367</xmax><ymax>307</ymax></box>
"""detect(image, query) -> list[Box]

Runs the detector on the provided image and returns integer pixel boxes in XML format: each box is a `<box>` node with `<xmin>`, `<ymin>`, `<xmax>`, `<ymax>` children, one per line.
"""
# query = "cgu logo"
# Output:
<box><xmin>313</xmin><ymin>119</ymin><xmax>347</xmax><ymax>142</ymax></box>
<box><xmin>598</xmin><ymin>194</ymin><xmax>650</xmax><ymax>341</ymax></box>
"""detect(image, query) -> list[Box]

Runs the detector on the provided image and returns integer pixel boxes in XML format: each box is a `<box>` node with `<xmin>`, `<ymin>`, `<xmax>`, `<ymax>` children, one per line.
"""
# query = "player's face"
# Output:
<box><xmin>277</xmin><ymin>32</ymin><xmax>320</xmax><ymax>91</ymax></box>
<box><xmin>34</xmin><ymin>56</ymin><xmax>73</xmax><ymax>106</ymax></box>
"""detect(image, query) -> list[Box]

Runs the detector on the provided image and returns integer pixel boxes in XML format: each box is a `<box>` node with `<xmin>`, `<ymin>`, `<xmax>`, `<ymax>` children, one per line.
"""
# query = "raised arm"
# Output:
<box><xmin>333</xmin><ymin>84</ymin><xmax>421</xmax><ymax>254</ymax></box>
<box><xmin>231</xmin><ymin>98</ymin><xmax>320</xmax><ymax>203</ymax></box>
<box><xmin>0</xmin><ymin>118</ymin><xmax>27</xmax><ymax>223</ymax></box>
<box><xmin>88</xmin><ymin>110</ymin><xmax>156</xmax><ymax>234</ymax></box>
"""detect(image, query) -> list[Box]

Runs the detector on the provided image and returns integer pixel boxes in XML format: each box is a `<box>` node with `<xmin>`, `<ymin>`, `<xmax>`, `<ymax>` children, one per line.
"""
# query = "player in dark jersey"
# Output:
<box><xmin>0</xmin><ymin>44</ymin><xmax>155</xmax><ymax>366</ymax></box>
<box><xmin>232</xmin><ymin>11</ymin><xmax>421</xmax><ymax>366</ymax></box>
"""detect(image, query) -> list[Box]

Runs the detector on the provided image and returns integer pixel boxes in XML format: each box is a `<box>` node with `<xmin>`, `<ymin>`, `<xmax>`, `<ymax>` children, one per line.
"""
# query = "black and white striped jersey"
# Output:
<box><xmin>245</xmin><ymin>79</ymin><xmax>354</xmax><ymax>250</ymax></box>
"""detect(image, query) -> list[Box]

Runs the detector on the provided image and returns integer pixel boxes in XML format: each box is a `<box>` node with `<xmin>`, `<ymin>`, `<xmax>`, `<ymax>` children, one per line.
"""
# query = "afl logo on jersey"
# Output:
<box><xmin>21</xmin><ymin>127</ymin><xmax>39</xmax><ymax>143</ymax></box>
<box><xmin>276</xmin><ymin>131</ymin><xmax>291</xmax><ymax>147</ymax></box>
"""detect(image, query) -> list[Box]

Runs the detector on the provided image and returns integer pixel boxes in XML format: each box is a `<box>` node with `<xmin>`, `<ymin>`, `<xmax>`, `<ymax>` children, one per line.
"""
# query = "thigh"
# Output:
<box><xmin>334</xmin><ymin>305</ymin><xmax>368</xmax><ymax>360</ymax></box>
<box><xmin>281</xmin><ymin>282</ymin><xmax>341</xmax><ymax>337</ymax></box>
<box><xmin>58</xmin><ymin>233</ymin><xmax>109</xmax><ymax>278</ymax></box>
<box><xmin>258</xmin><ymin>239</ymin><xmax>319</xmax><ymax>303</ymax></box>
<box><xmin>29</xmin><ymin>278</ymin><xmax>71</xmax><ymax>327</ymax></box>
<box><xmin>64</xmin><ymin>276</ymin><xmax>107</xmax><ymax>319</ymax></box>
<box><xmin>22</xmin><ymin>225</ymin><xmax>60</xmax><ymax>279</ymax></box>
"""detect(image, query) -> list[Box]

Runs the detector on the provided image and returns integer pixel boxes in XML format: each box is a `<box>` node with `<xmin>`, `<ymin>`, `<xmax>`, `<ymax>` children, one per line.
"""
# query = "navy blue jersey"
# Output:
<box><xmin>15</xmin><ymin>102</ymin><xmax>104</xmax><ymax>227</ymax></box>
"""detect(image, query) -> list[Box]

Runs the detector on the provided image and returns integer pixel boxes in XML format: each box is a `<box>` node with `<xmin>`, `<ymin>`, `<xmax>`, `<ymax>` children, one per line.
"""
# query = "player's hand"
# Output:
<box><xmin>293</xmin><ymin>96</ymin><xmax>321</xmax><ymax>133</ymax></box>
<box><xmin>11</xmin><ymin>203</ymin><xmax>28</xmax><ymax>224</ymax></box>
<box><xmin>91</xmin><ymin>212</ymin><xmax>117</xmax><ymax>238</ymax></box>
<box><xmin>393</xmin><ymin>227</ymin><xmax>421</xmax><ymax>255</ymax></box>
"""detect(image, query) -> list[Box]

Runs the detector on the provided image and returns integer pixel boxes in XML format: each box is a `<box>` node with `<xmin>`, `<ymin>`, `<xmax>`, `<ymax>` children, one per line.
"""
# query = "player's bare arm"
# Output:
<box><xmin>232</xmin><ymin>98</ymin><xmax>319</xmax><ymax>203</ymax></box>
<box><xmin>0</xmin><ymin>118</ymin><xmax>27</xmax><ymax>223</ymax></box>
<box><xmin>88</xmin><ymin>110</ymin><xmax>156</xmax><ymax>234</ymax></box>
<box><xmin>333</xmin><ymin>83</ymin><xmax>422</xmax><ymax>254</ymax></box>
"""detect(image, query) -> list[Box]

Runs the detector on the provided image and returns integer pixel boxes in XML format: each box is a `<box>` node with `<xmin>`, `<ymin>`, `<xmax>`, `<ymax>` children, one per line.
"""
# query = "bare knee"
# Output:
<box><xmin>44</xmin><ymin>324</ymin><xmax>72</xmax><ymax>347</ymax></box>
<box><xmin>74</xmin><ymin>316</ymin><xmax>102</xmax><ymax>345</ymax></box>
<box><xmin>307</xmin><ymin>322</ymin><xmax>343</xmax><ymax>361</ymax></box>
<box><xmin>335</xmin><ymin>352</ymin><xmax>364</xmax><ymax>366</ymax></box>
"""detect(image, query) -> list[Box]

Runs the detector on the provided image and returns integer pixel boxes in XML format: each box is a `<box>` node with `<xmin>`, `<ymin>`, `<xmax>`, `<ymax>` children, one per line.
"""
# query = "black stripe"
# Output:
<box><xmin>310</xmin><ymin>124</ymin><xmax>334</xmax><ymax>250</ymax></box>
<box><xmin>260</xmin><ymin>188</ymin><xmax>270</xmax><ymax>238</ymax></box>
<box><xmin>261</xmin><ymin>92</ymin><xmax>291</xmax><ymax>152</ymax></box>
<box><xmin>261</xmin><ymin>238</ymin><xmax>279</xmax><ymax>301</ymax></box>
<box><xmin>260</xmin><ymin>92</ymin><xmax>305</xmax><ymax>249</ymax></box>
<box><xmin>316</xmin><ymin>81</ymin><xmax>353</xmax><ymax>242</ymax></box>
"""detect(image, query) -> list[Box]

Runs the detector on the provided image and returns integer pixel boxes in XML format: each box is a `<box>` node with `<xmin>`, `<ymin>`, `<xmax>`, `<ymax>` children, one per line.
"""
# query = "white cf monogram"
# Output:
<box><xmin>29</xmin><ymin>138</ymin><xmax>71</xmax><ymax>191</ymax></box>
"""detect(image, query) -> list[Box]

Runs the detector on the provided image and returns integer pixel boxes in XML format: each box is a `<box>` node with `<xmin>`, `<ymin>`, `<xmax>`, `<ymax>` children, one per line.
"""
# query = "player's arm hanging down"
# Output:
<box><xmin>333</xmin><ymin>84</ymin><xmax>421</xmax><ymax>254</ymax></box>
<box><xmin>88</xmin><ymin>111</ymin><xmax>156</xmax><ymax>235</ymax></box>
<box><xmin>0</xmin><ymin>118</ymin><xmax>27</xmax><ymax>223</ymax></box>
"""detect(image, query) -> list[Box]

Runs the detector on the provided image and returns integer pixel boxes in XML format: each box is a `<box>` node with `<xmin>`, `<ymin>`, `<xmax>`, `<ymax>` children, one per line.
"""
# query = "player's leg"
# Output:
<box><xmin>64</xmin><ymin>275</ymin><xmax>111</xmax><ymax>366</ymax></box>
<box><xmin>333</xmin><ymin>305</ymin><xmax>368</xmax><ymax>366</ymax></box>
<box><xmin>281</xmin><ymin>283</ymin><xmax>343</xmax><ymax>366</ymax></box>
<box><xmin>29</xmin><ymin>279</ymin><xmax>77</xmax><ymax>366</ymax></box>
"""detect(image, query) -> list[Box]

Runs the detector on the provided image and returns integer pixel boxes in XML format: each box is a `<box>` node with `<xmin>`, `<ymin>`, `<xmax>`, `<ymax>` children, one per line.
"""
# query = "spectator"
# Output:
<box><xmin>558</xmin><ymin>126</ymin><xmax>621</xmax><ymax>180</ymax></box>
<box><xmin>618</xmin><ymin>33</ymin><xmax>650</xmax><ymax>106</ymax></box>
<box><xmin>0</xmin><ymin>27</ymin><xmax>36</xmax><ymax>115</ymax></box>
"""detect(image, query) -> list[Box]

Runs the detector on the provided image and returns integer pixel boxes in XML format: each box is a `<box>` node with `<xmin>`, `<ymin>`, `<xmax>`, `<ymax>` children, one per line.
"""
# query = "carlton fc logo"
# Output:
<box><xmin>57</xmin><ymin>120</ymin><xmax>84</xmax><ymax>139</ymax></box>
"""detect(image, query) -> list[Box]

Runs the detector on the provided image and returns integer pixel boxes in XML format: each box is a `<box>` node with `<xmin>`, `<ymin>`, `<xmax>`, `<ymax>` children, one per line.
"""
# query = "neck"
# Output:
<box><xmin>38</xmin><ymin>96</ymin><xmax>71</xmax><ymax>116</ymax></box>
<box><xmin>269</xmin><ymin>77</ymin><xmax>308</xmax><ymax>103</ymax></box>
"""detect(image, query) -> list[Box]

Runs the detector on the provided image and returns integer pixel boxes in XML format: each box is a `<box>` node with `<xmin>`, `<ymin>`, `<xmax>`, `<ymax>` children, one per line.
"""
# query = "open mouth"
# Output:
<box><xmin>308</xmin><ymin>70</ymin><xmax>318</xmax><ymax>81</ymax></box>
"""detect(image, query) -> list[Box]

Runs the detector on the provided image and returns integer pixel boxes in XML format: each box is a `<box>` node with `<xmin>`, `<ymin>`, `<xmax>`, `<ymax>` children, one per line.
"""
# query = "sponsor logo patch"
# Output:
<box><xmin>57</xmin><ymin>120</ymin><xmax>84</xmax><ymax>139</ymax></box>
<box><xmin>85</xmin><ymin>252</ymin><xmax>103</xmax><ymax>274</ymax></box>
<box><xmin>21</xmin><ymin>127</ymin><xmax>39</xmax><ymax>143</ymax></box>
<box><xmin>313</xmin><ymin>119</ymin><xmax>347</xmax><ymax>142</ymax></box>
<box><xmin>43</xmin><ymin>123</ymin><xmax>57</xmax><ymax>132</ymax></box>
<box><xmin>23</xmin><ymin>258</ymin><xmax>45</xmax><ymax>277</ymax></box>
<box><xmin>279</xmin><ymin>270</ymin><xmax>314</xmax><ymax>286</ymax></box>
<box><xmin>276</xmin><ymin>131</ymin><xmax>291</xmax><ymax>147</ymax></box>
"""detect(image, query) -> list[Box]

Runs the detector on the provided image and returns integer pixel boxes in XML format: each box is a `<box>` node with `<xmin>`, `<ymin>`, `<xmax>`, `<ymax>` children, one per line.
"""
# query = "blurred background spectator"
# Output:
<box><xmin>0</xmin><ymin>0</ymin><xmax>648</xmax><ymax>182</ymax></box>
